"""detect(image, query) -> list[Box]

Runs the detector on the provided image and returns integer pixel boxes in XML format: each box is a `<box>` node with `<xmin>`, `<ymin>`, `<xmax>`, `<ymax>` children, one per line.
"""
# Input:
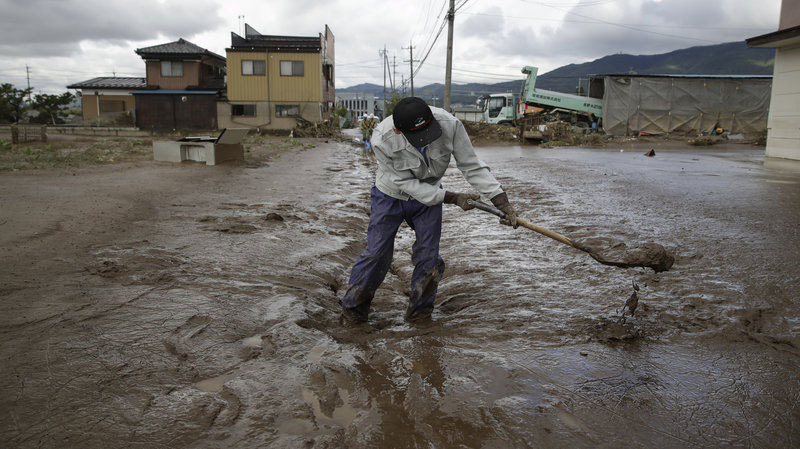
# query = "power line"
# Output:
<box><xmin>413</xmin><ymin>15</ymin><xmax>449</xmax><ymax>78</ymax></box>
<box><xmin>426</xmin><ymin>62</ymin><xmax>523</xmax><ymax>79</ymax></box>
<box><xmin>460</xmin><ymin>10</ymin><xmax>772</xmax><ymax>31</ymax></box>
<box><xmin>520</xmin><ymin>0</ymin><xmax>717</xmax><ymax>43</ymax></box>
<box><xmin>415</xmin><ymin>0</ymin><xmax>449</xmax><ymax>74</ymax></box>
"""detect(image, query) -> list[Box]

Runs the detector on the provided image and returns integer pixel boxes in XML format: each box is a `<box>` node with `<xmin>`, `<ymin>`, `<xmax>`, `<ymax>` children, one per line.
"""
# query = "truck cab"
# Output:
<box><xmin>484</xmin><ymin>93</ymin><xmax>516</xmax><ymax>126</ymax></box>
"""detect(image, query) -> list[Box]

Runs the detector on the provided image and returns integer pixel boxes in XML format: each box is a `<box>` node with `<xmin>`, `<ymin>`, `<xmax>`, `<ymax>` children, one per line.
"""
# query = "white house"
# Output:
<box><xmin>747</xmin><ymin>0</ymin><xmax>800</xmax><ymax>160</ymax></box>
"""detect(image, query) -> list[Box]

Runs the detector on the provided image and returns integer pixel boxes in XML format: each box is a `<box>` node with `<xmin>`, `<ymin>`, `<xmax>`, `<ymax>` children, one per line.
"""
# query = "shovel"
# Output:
<box><xmin>467</xmin><ymin>200</ymin><xmax>674</xmax><ymax>272</ymax></box>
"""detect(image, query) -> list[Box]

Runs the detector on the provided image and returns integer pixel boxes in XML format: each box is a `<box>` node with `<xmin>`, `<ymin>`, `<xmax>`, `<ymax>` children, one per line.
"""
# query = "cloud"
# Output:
<box><xmin>0</xmin><ymin>0</ymin><xmax>782</xmax><ymax>93</ymax></box>
<box><xmin>0</xmin><ymin>0</ymin><xmax>224</xmax><ymax>57</ymax></box>
<box><xmin>479</xmin><ymin>0</ymin><xmax>779</xmax><ymax>63</ymax></box>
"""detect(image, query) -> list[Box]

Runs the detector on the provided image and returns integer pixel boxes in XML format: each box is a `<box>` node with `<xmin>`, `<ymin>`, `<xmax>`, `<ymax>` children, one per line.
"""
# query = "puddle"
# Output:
<box><xmin>194</xmin><ymin>372</ymin><xmax>236</xmax><ymax>392</ymax></box>
<box><xmin>302</xmin><ymin>387</ymin><xmax>358</xmax><ymax>428</ymax></box>
<box><xmin>307</xmin><ymin>342</ymin><xmax>328</xmax><ymax>363</ymax></box>
<box><xmin>277</xmin><ymin>417</ymin><xmax>316</xmax><ymax>435</ymax></box>
<box><xmin>764</xmin><ymin>179</ymin><xmax>796</xmax><ymax>184</ymax></box>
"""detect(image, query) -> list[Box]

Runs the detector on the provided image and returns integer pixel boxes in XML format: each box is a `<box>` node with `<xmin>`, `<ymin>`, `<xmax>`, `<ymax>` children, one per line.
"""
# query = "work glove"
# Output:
<box><xmin>444</xmin><ymin>191</ymin><xmax>480</xmax><ymax>211</ymax></box>
<box><xmin>491</xmin><ymin>192</ymin><xmax>518</xmax><ymax>228</ymax></box>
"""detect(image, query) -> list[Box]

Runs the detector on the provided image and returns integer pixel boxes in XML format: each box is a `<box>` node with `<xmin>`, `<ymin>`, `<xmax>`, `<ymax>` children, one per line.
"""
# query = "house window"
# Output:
<box><xmin>276</xmin><ymin>105</ymin><xmax>300</xmax><ymax>117</ymax></box>
<box><xmin>232</xmin><ymin>104</ymin><xmax>256</xmax><ymax>116</ymax></box>
<box><xmin>242</xmin><ymin>60</ymin><xmax>266</xmax><ymax>76</ymax></box>
<box><xmin>161</xmin><ymin>61</ymin><xmax>183</xmax><ymax>77</ymax></box>
<box><xmin>280</xmin><ymin>61</ymin><xmax>304</xmax><ymax>77</ymax></box>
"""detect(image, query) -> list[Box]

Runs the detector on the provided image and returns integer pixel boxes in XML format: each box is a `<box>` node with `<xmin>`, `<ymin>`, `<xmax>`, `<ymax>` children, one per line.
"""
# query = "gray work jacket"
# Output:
<box><xmin>371</xmin><ymin>107</ymin><xmax>504</xmax><ymax>206</ymax></box>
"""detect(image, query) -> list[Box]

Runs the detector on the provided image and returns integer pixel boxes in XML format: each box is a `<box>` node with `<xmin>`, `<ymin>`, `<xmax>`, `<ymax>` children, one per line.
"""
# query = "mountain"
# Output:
<box><xmin>338</xmin><ymin>41</ymin><xmax>775</xmax><ymax>106</ymax></box>
<box><xmin>535</xmin><ymin>41</ymin><xmax>774</xmax><ymax>93</ymax></box>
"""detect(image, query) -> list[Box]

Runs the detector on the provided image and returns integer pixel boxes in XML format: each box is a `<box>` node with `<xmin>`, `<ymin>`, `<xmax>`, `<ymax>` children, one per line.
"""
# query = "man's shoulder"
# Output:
<box><xmin>372</xmin><ymin>119</ymin><xmax>401</xmax><ymax>150</ymax></box>
<box><xmin>431</xmin><ymin>107</ymin><xmax>458</xmax><ymax>124</ymax></box>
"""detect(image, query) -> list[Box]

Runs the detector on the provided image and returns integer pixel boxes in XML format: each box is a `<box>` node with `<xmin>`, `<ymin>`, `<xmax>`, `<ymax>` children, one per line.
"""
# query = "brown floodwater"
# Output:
<box><xmin>1</xmin><ymin>138</ymin><xmax>799</xmax><ymax>448</ymax></box>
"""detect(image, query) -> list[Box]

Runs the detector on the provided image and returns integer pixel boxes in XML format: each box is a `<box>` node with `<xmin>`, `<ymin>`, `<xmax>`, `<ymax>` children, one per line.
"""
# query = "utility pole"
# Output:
<box><xmin>443</xmin><ymin>0</ymin><xmax>455</xmax><ymax>111</ymax></box>
<box><xmin>391</xmin><ymin>55</ymin><xmax>397</xmax><ymax>94</ymax></box>
<box><xmin>401</xmin><ymin>75</ymin><xmax>406</xmax><ymax>96</ymax></box>
<box><xmin>26</xmin><ymin>65</ymin><xmax>32</xmax><ymax>103</ymax></box>
<box><xmin>403</xmin><ymin>42</ymin><xmax>418</xmax><ymax>96</ymax></box>
<box><xmin>380</xmin><ymin>46</ymin><xmax>387</xmax><ymax>116</ymax></box>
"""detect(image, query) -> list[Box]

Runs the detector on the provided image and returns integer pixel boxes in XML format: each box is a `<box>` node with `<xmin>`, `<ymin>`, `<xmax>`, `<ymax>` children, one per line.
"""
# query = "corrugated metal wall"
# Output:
<box><xmin>226</xmin><ymin>52</ymin><xmax>269</xmax><ymax>101</ymax></box>
<box><xmin>269</xmin><ymin>53</ymin><xmax>321</xmax><ymax>102</ymax></box>
<box><xmin>226</xmin><ymin>51</ymin><xmax>321</xmax><ymax>102</ymax></box>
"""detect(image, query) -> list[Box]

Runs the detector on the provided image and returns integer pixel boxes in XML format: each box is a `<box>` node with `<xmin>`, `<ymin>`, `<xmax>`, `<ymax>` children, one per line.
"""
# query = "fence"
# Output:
<box><xmin>8</xmin><ymin>125</ymin><xmax>47</xmax><ymax>144</ymax></box>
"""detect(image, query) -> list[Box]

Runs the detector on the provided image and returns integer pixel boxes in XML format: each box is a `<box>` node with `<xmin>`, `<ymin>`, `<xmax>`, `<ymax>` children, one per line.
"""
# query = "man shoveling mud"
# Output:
<box><xmin>341</xmin><ymin>97</ymin><xmax>518</xmax><ymax>324</ymax></box>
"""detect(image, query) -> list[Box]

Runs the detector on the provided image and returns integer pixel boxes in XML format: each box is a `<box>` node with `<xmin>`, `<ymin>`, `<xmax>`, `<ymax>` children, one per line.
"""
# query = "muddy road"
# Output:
<box><xmin>1</xmin><ymin>140</ymin><xmax>799</xmax><ymax>448</ymax></box>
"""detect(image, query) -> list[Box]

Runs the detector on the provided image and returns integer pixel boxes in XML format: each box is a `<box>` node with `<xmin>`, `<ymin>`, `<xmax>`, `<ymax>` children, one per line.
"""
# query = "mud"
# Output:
<box><xmin>1</xmin><ymin>136</ymin><xmax>800</xmax><ymax>448</ymax></box>
<box><xmin>578</xmin><ymin>240</ymin><xmax>675</xmax><ymax>272</ymax></box>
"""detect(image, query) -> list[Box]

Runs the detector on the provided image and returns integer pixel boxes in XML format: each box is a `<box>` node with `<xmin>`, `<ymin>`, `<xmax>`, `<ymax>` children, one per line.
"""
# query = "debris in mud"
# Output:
<box><xmin>592</xmin><ymin>319</ymin><xmax>643</xmax><ymax>342</ymax></box>
<box><xmin>619</xmin><ymin>281</ymin><xmax>640</xmax><ymax>319</ymax></box>
<box><xmin>688</xmin><ymin>136</ymin><xmax>721</xmax><ymax>146</ymax></box>
<box><xmin>644</xmin><ymin>149</ymin><xmax>656</xmax><ymax>157</ymax></box>
<box><xmin>86</xmin><ymin>259</ymin><xmax>123</xmax><ymax>277</ymax></box>
<box><xmin>292</xmin><ymin>117</ymin><xmax>341</xmax><ymax>138</ymax></box>
<box><xmin>263</xmin><ymin>212</ymin><xmax>285</xmax><ymax>222</ymax></box>
<box><xmin>461</xmin><ymin>121</ymin><xmax>518</xmax><ymax>143</ymax></box>
<box><xmin>217</xmin><ymin>223</ymin><xmax>258</xmax><ymax>234</ymax></box>
<box><xmin>206</xmin><ymin>217</ymin><xmax>259</xmax><ymax>234</ymax></box>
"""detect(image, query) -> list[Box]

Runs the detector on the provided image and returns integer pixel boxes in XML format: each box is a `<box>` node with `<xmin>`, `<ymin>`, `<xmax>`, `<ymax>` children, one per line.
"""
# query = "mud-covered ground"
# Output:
<box><xmin>1</xmin><ymin>135</ymin><xmax>799</xmax><ymax>448</ymax></box>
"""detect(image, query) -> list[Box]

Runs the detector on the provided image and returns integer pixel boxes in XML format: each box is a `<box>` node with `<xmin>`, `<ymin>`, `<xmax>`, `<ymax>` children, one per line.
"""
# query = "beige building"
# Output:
<box><xmin>747</xmin><ymin>0</ymin><xmax>800</xmax><ymax>160</ymax></box>
<box><xmin>66</xmin><ymin>77</ymin><xmax>145</xmax><ymax>124</ymax></box>
<box><xmin>219</xmin><ymin>24</ymin><xmax>335</xmax><ymax>130</ymax></box>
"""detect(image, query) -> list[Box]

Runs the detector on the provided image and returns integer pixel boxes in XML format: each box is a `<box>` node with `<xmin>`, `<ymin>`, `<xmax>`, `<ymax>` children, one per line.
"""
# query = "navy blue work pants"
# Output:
<box><xmin>342</xmin><ymin>186</ymin><xmax>445</xmax><ymax>320</ymax></box>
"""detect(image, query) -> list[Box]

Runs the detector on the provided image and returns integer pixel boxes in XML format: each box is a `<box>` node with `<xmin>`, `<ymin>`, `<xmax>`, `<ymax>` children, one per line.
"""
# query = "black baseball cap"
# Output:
<box><xmin>392</xmin><ymin>97</ymin><xmax>442</xmax><ymax>148</ymax></box>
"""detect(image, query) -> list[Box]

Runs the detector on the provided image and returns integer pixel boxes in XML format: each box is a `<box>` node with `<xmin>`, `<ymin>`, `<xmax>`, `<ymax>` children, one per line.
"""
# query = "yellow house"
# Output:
<box><xmin>219</xmin><ymin>24</ymin><xmax>335</xmax><ymax>130</ymax></box>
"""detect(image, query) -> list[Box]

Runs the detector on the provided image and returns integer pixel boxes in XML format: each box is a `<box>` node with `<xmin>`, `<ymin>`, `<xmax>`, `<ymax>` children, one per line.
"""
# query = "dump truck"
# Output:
<box><xmin>483</xmin><ymin>66</ymin><xmax>603</xmax><ymax>139</ymax></box>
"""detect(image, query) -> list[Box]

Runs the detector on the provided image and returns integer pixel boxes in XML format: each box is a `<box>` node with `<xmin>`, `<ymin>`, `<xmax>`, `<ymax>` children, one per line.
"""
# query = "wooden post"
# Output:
<box><xmin>11</xmin><ymin>125</ymin><xmax>19</xmax><ymax>144</ymax></box>
<box><xmin>41</xmin><ymin>125</ymin><xmax>47</xmax><ymax>143</ymax></box>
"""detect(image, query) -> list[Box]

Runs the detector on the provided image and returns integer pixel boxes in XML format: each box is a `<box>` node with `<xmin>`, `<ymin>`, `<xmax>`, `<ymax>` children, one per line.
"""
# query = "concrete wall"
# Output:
<box><xmin>217</xmin><ymin>100</ymin><xmax>321</xmax><ymax>130</ymax></box>
<box><xmin>765</xmin><ymin>44</ymin><xmax>800</xmax><ymax>160</ymax></box>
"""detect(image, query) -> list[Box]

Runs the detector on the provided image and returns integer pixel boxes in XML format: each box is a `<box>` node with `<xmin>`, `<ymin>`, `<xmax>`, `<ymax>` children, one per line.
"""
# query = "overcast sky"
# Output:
<box><xmin>0</xmin><ymin>0</ymin><xmax>781</xmax><ymax>94</ymax></box>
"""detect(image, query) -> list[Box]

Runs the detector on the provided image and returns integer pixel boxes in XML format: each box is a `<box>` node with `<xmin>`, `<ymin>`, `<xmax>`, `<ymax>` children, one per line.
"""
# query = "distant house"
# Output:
<box><xmin>747</xmin><ymin>0</ymin><xmax>800</xmax><ymax>160</ymax></box>
<box><xmin>336</xmin><ymin>92</ymin><xmax>376</xmax><ymax>118</ymax></box>
<box><xmin>220</xmin><ymin>24</ymin><xmax>334</xmax><ymax>130</ymax></box>
<box><xmin>66</xmin><ymin>77</ymin><xmax>145</xmax><ymax>124</ymax></box>
<box><xmin>133</xmin><ymin>38</ymin><xmax>226</xmax><ymax>130</ymax></box>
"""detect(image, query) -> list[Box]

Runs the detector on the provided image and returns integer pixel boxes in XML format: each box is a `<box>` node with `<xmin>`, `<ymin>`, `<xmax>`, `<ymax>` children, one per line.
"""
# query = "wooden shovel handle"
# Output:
<box><xmin>467</xmin><ymin>200</ymin><xmax>576</xmax><ymax>249</ymax></box>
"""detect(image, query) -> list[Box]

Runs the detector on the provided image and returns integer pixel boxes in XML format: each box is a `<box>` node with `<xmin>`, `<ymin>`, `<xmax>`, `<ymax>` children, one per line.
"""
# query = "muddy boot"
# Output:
<box><xmin>404</xmin><ymin>307</ymin><xmax>434</xmax><ymax>325</ymax></box>
<box><xmin>340</xmin><ymin>307</ymin><xmax>369</xmax><ymax>326</ymax></box>
<box><xmin>405</xmin><ymin>261</ymin><xmax>443</xmax><ymax>323</ymax></box>
<box><xmin>340</xmin><ymin>285</ymin><xmax>372</xmax><ymax>326</ymax></box>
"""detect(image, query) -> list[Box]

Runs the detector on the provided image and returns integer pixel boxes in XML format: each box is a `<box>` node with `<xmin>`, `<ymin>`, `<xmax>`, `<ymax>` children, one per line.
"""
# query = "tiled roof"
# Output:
<box><xmin>67</xmin><ymin>77</ymin><xmax>146</xmax><ymax>89</ymax></box>
<box><xmin>136</xmin><ymin>38</ymin><xmax>225</xmax><ymax>61</ymax></box>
